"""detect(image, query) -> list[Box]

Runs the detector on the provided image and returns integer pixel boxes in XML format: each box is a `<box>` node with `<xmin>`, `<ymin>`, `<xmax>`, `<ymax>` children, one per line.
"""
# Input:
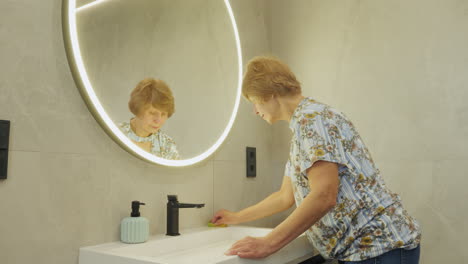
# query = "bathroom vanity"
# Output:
<box><xmin>79</xmin><ymin>226</ymin><xmax>315</xmax><ymax>264</ymax></box>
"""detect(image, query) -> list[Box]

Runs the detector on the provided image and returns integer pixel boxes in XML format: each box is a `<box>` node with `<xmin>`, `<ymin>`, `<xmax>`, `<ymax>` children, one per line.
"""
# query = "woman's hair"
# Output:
<box><xmin>128</xmin><ymin>78</ymin><xmax>175</xmax><ymax>117</ymax></box>
<box><xmin>242</xmin><ymin>56</ymin><xmax>301</xmax><ymax>102</ymax></box>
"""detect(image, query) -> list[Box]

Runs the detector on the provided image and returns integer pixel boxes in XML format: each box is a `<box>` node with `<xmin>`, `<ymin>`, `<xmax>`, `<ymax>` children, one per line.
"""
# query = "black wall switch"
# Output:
<box><xmin>0</xmin><ymin>120</ymin><xmax>10</xmax><ymax>179</ymax></box>
<box><xmin>246</xmin><ymin>147</ymin><xmax>256</xmax><ymax>177</ymax></box>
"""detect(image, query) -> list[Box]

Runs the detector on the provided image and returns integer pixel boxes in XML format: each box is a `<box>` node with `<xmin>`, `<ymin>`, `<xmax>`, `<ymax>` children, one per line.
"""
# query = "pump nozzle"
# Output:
<box><xmin>131</xmin><ymin>201</ymin><xmax>146</xmax><ymax>217</ymax></box>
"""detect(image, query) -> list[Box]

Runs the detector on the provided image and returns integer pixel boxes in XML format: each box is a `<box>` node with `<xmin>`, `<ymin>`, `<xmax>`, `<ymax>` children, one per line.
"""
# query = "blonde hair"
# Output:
<box><xmin>128</xmin><ymin>78</ymin><xmax>175</xmax><ymax>117</ymax></box>
<box><xmin>242</xmin><ymin>56</ymin><xmax>301</xmax><ymax>102</ymax></box>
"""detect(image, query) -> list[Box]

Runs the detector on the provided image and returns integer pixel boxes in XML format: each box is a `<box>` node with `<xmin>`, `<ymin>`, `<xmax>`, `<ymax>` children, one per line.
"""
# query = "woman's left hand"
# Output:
<box><xmin>224</xmin><ymin>236</ymin><xmax>278</xmax><ymax>259</ymax></box>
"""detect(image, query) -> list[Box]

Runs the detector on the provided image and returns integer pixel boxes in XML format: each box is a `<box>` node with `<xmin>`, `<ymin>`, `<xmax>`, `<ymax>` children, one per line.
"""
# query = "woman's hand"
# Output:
<box><xmin>224</xmin><ymin>236</ymin><xmax>278</xmax><ymax>259</ymax></box>
<box><xmin>210</xmin><ymin>209</ymin><xmax>241</xmax><ymax>225</ymax></box>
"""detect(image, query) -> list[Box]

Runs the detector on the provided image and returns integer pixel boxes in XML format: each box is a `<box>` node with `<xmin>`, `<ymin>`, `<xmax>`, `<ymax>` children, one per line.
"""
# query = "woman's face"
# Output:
<box><xmin>135</xmin><ymin>105</ymin><xmax>169</xmax><ymax>134</ymax></box>
<box><xmin>251</xmin><ymin>96</ymin><xmax>280</xmax><ymax>124</ymax></box>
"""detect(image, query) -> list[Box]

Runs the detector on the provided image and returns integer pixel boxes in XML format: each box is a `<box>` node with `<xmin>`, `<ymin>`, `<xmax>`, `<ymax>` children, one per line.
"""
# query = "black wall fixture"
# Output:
<box><xmin>246</xmin><ymin>147</ymin><xmax>256</xmax><ymax>177</ymax></box>
<box><xmin>0</xmin><ymin>120</ymin><xmax>10</xmax><ymax>179</ymax></box>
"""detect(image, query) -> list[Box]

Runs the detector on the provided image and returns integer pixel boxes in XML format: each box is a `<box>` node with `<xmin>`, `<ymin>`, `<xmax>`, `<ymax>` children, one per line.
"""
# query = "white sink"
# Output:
<box><xmin>79</xmin><ymin>226</ymin><xmax>314</xmax><ymax>264</ymax></box>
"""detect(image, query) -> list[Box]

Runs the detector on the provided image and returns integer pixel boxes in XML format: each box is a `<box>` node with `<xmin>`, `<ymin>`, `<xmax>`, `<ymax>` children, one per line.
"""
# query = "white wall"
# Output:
<box><xmin>0</xmin><ymin>0</ymin><xmax>280</xmax><ymax>263</ymax></box>
<box><xmin>270</xmin><ymin>0</ymin><xmax>468</xmax><ymax>263</ymax></box>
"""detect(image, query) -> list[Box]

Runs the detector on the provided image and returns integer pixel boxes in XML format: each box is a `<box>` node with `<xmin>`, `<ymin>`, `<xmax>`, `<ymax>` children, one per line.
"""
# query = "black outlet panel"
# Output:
<box><xmin>246</xmin><ymin>147</ymin><xmax>256</xmax><ymax>177</ymax></box>
<box><xmin>0</xmin><ymin>120</ymin><xmax>10</xmax><ymax>179</ymax></box>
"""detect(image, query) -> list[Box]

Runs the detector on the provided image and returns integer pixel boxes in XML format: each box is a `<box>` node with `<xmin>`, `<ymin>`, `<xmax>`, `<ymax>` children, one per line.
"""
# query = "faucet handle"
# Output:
<box><xmin>167</xmin><ymin>195</ymin><xmax>178</xmax><ymax>202</ymax></box>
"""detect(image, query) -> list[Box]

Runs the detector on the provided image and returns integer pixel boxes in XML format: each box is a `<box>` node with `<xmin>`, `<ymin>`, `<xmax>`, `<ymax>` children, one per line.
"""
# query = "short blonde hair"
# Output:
<box><xmin>242</xmin><ymin>56</ymin><xmax>301</xmax><ymax>102</ymax></box>
<box><xmin>128</xmin><ymin>78</ymin><xmax>175</xmax><ymax>117</ymax></box>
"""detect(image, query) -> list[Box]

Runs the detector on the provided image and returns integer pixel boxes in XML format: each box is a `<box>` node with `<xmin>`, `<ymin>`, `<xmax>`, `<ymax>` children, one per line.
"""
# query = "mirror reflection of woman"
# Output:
<box><xmin>119</xmin><ymin>78</ymin><xmax>180</xmax><ymax>160</ymax></box>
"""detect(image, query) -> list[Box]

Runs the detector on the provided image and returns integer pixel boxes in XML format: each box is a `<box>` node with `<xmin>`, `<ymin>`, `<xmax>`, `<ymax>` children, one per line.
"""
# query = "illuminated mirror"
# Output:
<box><xmin>62</xmin><ymin>0</ymin><xmax>242</xmax><ymax>167</ymax></box>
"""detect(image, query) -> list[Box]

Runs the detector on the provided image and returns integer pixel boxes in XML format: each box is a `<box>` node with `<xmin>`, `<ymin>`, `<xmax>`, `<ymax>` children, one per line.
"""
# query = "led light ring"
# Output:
<box><xmin>64</xmin><ymin>0</ymin><xmax>242</xmax><ymax>167</ymax></box>
<box><xmin>76</xmin><ymin>0</ymin><xmax>110</xmax><ymax>12</ymax></box>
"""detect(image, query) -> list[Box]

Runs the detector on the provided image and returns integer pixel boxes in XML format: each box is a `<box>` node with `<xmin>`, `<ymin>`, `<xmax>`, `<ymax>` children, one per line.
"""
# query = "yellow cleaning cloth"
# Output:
<box><xmin>207</xmin><ymin>222</ymin><xmax>228</xmax><ymax>227</ymax></box>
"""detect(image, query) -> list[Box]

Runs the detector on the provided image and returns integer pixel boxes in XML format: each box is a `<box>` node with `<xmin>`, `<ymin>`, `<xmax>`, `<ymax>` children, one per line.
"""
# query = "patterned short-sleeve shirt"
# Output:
<box><xmin>119</xmin><ymin>122</ymin><xmax>180</xmax><ymax>160</ymax></box>
<box><xmin>286</xmin><ymin>97</ymin><xmax>421</xmax><ymax>261</ymax></box>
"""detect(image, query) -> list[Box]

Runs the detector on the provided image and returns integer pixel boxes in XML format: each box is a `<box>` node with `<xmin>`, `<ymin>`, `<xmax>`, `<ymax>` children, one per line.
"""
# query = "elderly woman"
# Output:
<box><xmin>119</xmin><ymin>78</ymin><xmax>180</xmax><ymax>160</ymax></box>
<box><xmin>211</xmin><ymin>57</ymin><xmax>421</xmax><ymax>263</ymax></box>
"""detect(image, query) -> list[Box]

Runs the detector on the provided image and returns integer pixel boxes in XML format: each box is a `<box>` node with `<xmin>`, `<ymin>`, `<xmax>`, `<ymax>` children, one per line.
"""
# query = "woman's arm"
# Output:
<box><xmin>211</xmin><ymin>176</ymin><xmax>295</xmax><ymax>225</ymax></box>
<box><xmin>225</xmin><ymin>161</ymin><xmax>339</xmax><ymax>258</ymax></box>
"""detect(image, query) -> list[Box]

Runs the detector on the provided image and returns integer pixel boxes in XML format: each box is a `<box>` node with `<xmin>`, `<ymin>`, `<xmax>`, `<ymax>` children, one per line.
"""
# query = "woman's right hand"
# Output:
<box><xmin>210</xmin><ymin>209</ymin><xmax>241</xmax><ymax>225</ymax></box>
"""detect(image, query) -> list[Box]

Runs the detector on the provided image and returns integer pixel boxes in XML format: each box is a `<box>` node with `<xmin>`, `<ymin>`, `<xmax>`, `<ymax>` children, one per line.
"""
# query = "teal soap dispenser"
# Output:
<box><xmin>121</xmin><ymin>201</ymin><xmax>149</xmax><ymax>243</ymax></box>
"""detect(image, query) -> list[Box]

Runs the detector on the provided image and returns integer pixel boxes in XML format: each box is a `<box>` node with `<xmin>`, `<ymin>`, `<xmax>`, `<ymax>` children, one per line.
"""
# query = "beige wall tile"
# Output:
<box><xmin>269</xmin><ymin>0</ymin><xmax>468</xmax><ymax>263</ymax></box>
<box><xmin>0</xmin><ymin>1</ymin><xmax>278</xmax><ymax>264</ymax></box>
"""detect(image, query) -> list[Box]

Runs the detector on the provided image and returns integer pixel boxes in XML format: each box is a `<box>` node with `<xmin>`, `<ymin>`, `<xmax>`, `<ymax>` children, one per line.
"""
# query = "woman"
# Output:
<box><xmin>120</xmin><ymin>78</ymin><xmax>180</xmax><ymax>160</ymax></box>
<box><xmin>211</xmin><ymin>57</ymin><xmax>421</xmax><ymax>263</ymax></box>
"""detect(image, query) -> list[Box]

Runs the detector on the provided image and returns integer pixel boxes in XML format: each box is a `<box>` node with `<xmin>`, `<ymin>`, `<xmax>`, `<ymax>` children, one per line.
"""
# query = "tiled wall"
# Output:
<box><xmin>0</xmin><ymin>0</ymin><xmax>279</xmax><ymax>263</ymax></box>
<box><xmin>269</xmin><ymin>0</ymin><xmax>468</xmax><ymax>263</ymax></box>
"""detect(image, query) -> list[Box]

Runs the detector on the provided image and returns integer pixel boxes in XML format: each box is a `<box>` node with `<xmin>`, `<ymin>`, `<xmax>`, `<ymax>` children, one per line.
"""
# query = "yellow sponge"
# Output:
<box><xmin>207</xmin><ymin>222</ymin><xmax>228</xmax><ymax>227</ymax></box>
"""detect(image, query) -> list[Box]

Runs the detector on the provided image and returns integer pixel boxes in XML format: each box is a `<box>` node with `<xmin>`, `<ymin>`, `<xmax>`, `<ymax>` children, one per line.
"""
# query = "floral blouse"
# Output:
<box><xmin>285</xmin><ymin>97</ymin><xmax>421</xmax><ymax>261</ymax></box>
<box><xmin>119</xmin><ymin>122</ymin><xmax>180</xmax><ymax>160</ymax></box>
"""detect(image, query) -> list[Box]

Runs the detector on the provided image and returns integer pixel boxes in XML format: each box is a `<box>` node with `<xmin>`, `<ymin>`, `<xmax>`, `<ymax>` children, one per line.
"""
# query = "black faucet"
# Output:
<box><xmin>166</xmin><ymin>195</ymin><xmax>205</xmax><ymax>236</ymax></box>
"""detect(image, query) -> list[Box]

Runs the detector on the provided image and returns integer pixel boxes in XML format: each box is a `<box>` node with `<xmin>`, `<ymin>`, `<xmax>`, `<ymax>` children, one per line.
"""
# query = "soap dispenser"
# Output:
<box><xmin>120</xmin><ymin>201</ymin><xmax>149</xmax><ymax>244</ymax></box>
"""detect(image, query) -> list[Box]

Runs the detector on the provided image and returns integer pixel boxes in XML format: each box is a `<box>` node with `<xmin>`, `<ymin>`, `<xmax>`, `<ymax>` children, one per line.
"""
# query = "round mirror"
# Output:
<box><xmin>62</xmin><ymin>0</ymin><xmax>242</xmax><ymax>166</ymax></box>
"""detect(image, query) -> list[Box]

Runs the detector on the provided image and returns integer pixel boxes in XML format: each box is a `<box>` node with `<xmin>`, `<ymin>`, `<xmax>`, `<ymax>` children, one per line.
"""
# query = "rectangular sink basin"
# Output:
<box><xmin>79</xmin><ymin>226</ymin><xmax>314</xmax><ymax>264</ymax></box>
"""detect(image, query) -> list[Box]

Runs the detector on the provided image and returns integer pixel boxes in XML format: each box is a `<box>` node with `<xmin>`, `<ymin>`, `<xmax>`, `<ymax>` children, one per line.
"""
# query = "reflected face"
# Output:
<box><xmin>251</xmin><ymin>96</ymin><xmax>280</xmax><ymax>124</ymax></box>
<box><xmin>135</xmin><ymin>105</ymin><xmax>169</xmax><ymax>135</ymax></box>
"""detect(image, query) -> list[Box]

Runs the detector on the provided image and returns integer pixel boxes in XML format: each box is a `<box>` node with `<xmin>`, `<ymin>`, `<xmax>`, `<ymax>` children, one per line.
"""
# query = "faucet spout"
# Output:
<box><xmin>177</xmin><ymin>203</ymin><xmax>205</xmax><ymax>208</ymax></box>
<box><xmin>166</xmin><ymin>195</ymin><xmax>205</xmax><ymax>236</ymax></box>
